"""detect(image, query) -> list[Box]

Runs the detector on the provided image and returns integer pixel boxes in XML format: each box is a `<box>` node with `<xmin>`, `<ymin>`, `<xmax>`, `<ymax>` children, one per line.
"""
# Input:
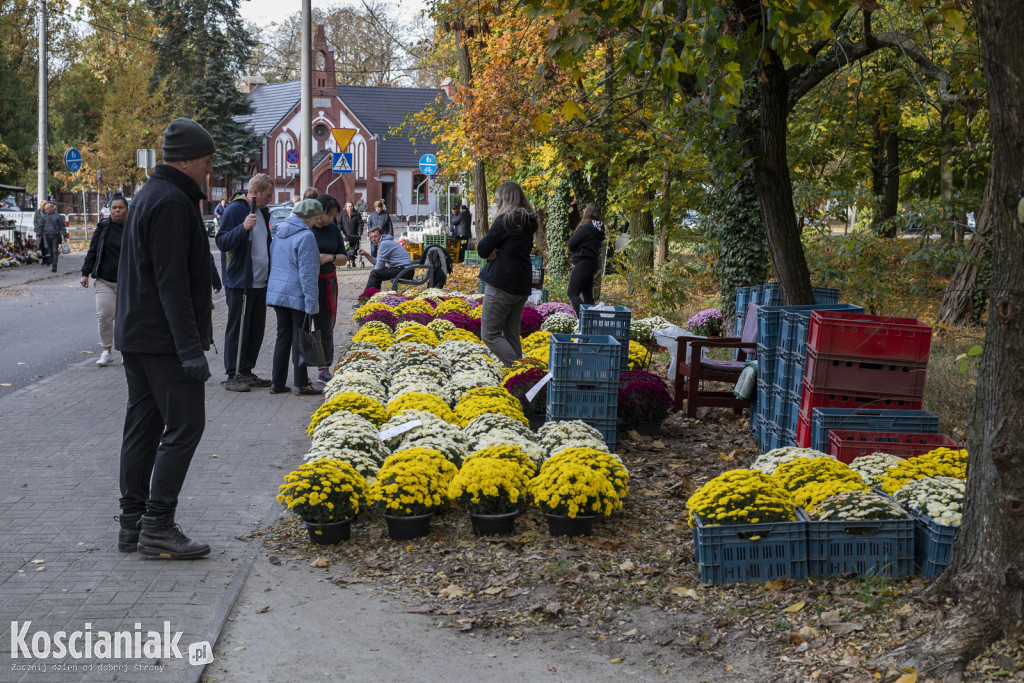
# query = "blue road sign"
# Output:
<box><xmin>418</xmin><ymin>154</ymin><xmax>438</xmax><ymax>175</ymax></box>
<box><xmin>332</xmin><ymin>152</ymin><xmax>353</xmax><ymax>174</ymax></box>
<box><xmin>285</xmin><ymin>149</ymin><xmax>299</xmax><ymax>164</ymax></box>
<box><xmin>64</xmin><ymin>148</ymin><xmax>83</xmax><ymax>173</ymax></box>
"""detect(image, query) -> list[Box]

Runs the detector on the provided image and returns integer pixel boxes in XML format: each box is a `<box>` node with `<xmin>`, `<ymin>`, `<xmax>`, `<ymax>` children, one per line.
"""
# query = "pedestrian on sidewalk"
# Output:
<box><xmin>310</xmin><ymin>195</ymin><xmax>345</xmax><ymax>383</ymax></box>
<box><xmin>215</xmin><ymin>173</ymin><xmax>274</xmax><ymax>392</ymax></box>
<box><xmin>339</xmin><ymin>201</ymin><xmax>363</xmax><ymax>266</ymax></box>
<box><xmin>476</xmin><ymin>181</ymin><xmax>538</xmax><ymax>367</ymax></box>
<box><xmin>80</xmin><ymin>194</ymin><xmax>129</xmax><ymax>366</ymax></box>
<box><xmin>366</xmin><ymin>199</ymin><xmax>393</xmax><ymax>257</ymax></box>
<box><xmin>114</xmin><ymin>117</ymin><xmax>216</xmax><ymax>559</ymax></box>
<box><xmin>267</xmin><ymin>199</ymin><xmax>331</xmax><ymax>395</ymax></box>
<box><xmin>38</xmin><ymin>202</ymin><xmax>67</xmax><ymax>273</ymax></box>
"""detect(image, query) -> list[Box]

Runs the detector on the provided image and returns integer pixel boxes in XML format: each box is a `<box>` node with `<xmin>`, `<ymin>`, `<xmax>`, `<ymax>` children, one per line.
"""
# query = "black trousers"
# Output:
<box><xmin>568</xmin><ymin>258</ymin><xmax>598</xmax><ymax>315</ymax></box>
<box><xmin>272</xmin><ymin>306</ymin><xmax>310</xmax><ymax>389</ymax></box>
<box><xmin>44</xmin><ymin>235</ymin><xmax>62</xmax><ymax>271</ymax></box>
<box><xmin>367</xmin><ymin>266</ymin><xmax>405</xmax><ymax>291</ymax></box>
<box><xmin>119</xmin><ymin>352</ymin><xmax>206</xmax><ymax>517</ymax></box>
<box><xmin>223</xmin><ymin>286</ymin><xmax>267</xmax><ymax>377</ymax></box>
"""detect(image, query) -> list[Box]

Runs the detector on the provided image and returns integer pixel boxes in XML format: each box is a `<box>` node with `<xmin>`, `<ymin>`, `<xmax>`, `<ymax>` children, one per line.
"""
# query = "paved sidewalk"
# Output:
<box><xmin>0</xmin><ymin>267</ymin><xmax>366</xmax><ymax>683</ymax></box>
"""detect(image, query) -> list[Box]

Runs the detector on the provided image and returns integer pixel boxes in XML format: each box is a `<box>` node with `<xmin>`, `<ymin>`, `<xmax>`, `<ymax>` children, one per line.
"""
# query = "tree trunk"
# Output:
<box><xmin>753</xmin><ymin>51</ymin><xmax>813</xmax><ymax>306</ymax></box>
<box><xmin>935</xmin><ymin>172</ymin><xmax>993</xmax><ymax>327</ymax></box>
<box><xmin>871</xmin><ymin>113</ymin><xmax>886</xmax><ymax>233</ymax></box>
<box><xmin>882</xmin><ymin>118</ymin><xmax>900</xmax><ymax>230</ymax></box>
<box><xmin>629</xmin><ymin>188</ymin><xmax>655</xmax><ymax>271</ymax></box>
<box><xmin>939</xmin><ymin>103</ymin><xmax>958</xmax><ymax>244</ymax></box>
<box><xmin>887</xmin><ymin>0</ymin><xmax>1024</xmax><ymax>675</ymax></box>
<box><xmin>655</xmin><ymin>160</ymin><xmax>671</xmax><ymax>266</ymax></box>
<box><xmin>455</xmin><ymin>32</ymin><xmax>488</xmax><ymax>239</ymax></box>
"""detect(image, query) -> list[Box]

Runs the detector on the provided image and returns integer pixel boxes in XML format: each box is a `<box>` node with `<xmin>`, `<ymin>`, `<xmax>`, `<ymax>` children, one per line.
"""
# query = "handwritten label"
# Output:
<box><xmin>524</xmin><ymin>373</ymin><xmax>553</xmax><ymax>403</ymax></box>
<box><xmin>378</xmin><ymin>419</ymin><xmax>422</xmax><ymax>441</ymax></box>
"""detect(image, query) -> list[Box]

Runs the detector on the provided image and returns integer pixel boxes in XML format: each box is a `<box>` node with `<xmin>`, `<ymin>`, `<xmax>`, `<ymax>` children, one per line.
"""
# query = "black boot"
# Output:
<box><xmin>137</xmin><ymin>515</ymin><xmax>210</xmax><ymax>559</ymax></box>
<box><xmin>117</xmin><ymin>513</ymin><xmax>143</xmax><ymax>553</ymax></box>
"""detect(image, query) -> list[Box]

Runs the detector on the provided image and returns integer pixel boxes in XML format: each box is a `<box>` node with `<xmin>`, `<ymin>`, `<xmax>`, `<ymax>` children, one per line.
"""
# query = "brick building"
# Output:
<box><xmin>236</xmin><ymin>24</ymin><xmax>450</xmax><ymax>219</ymax></box>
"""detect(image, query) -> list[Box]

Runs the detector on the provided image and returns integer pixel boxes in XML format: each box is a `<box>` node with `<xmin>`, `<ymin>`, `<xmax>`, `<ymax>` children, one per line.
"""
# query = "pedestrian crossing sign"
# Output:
<box><xmin>332</xmin><ymin>152</ymin><xmax>353</xmax><ymax>174</ymax></box>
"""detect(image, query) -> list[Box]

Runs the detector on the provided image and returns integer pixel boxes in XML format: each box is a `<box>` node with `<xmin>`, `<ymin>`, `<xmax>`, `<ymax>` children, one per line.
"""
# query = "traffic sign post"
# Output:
<box><xmin>64</xmin><ymin>148</ymin><xmax>82</xmax><ymax>173</ymax></box>
<box><xmin>418</xmin><ymin>154</ymin><xmax>438</xmax><ymax>175</ymax></box>
<box><xmin>332</xmin><ymin>153</ymin><xmax>353</xmax><ymax>174</ymax></box>
<box><xmin>285</xmin><ymin>149</ymin><xmax>299</xmax><ymax>175</ymax></box>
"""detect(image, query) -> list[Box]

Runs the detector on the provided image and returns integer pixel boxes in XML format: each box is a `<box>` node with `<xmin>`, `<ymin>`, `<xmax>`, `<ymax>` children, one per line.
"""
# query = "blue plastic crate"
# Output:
<box><xmin>912</xmin><ymin>511</ymin><xmax>958</xmax><ymax>579</ymax></box>
<box><xmin>778</xmin><ymin>349</ymin><xmax>804</xmax><ymax>396</ymax></box>
<box><xmin>579</xmin><ymin>305</ymin><xmax>631</xmax><ymax>367</ymax></box>
<box><xmin>757</xmin><ymin>415</ymin><xmax>778</xmax><ymax>453</ymax></box>
<box><xmin>530</xmin><ymin>254</ymin><xmax>544</xmax><ymax>268</ymax></box>
<box><xmin>778</xmin><ymin>427</ymin><xmax>797</xmax><ymax>449</ymax></box>
<box><xmin>548</xmin><ymin>333</ymin><xmax>621</xmax><ymax>382</ymax></box>
<box><xmin>771</xmin><ymin>388</ymin><xmax>800</xmax><ymax>433</ymax></box>
<box><xmin>693</xmin><ymin>511</ymin><xmax>808</xmax><ymax>584</ymax></box>
<box><xmin>734</xmin><ymin>287</ymin><xmax>753</xmax><ymax>335</ymax></box>
<box><xmin>812</xmin><ymin>286</ymin><xmax>841</xmax><ymax>305</ymax></box>
<box><xmin>756</xmin><ymin>346</ymin><xmax>779</xmax><ymax>387</ymax></box>
<box><xmin>546</xmin><ymin>379</ymin><xmax>618</xmax><ymax>421</ymax></box>
<box><xmin>809</xmin><ymin>408</ymin><xmax>940</xmax><ymax>454</ymax></box>
<box><xmin>760</xmin><ymin>304</ymin><xmax>864</xmax><ymax>353</ymax></box>
<box><xmin>806</xmin><ymin>513</ymin><xmax>915</xmax><ymax>577</ymax></box>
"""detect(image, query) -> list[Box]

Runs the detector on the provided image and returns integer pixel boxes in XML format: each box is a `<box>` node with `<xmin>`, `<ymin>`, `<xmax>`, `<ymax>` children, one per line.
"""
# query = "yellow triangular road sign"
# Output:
<box><xmin>331</xmin><ymin>128</ymin><xmax>356</xmax><ymax>150</ymax></box>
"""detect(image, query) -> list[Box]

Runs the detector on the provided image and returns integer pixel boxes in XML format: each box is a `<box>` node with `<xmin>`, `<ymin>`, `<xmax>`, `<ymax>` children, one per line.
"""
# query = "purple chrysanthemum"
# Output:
<box><xmin>361</xmin><ymin>309</ymin><xmax>398</xmax><ymax>329</ymax></box>
<box><xmin>519</xmin><ymin>306</ymin><xmax>544</xmax><ymax>336</ymax></box>
<box><xmin>397</xmin><ymin>311</ymin><xmax>433</xmax><ymax>326</ymax></box>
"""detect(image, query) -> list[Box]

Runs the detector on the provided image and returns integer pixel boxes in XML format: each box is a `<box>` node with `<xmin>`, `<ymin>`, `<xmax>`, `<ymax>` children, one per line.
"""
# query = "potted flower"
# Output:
<box><xmin>277</xmin><ymin>460</ymin><xmax>369</xmax><ymax>544</ymax></box>
<box><xmin>448</xmin><ymin>456</ymin><xmax>532</xmax><ymax>536</ymax></box>
<box><xmin>686</xmin><ymin>308</ymin><xmax>723</xmax><ymax>337</ymax></box>
<box><xmin>617</xmin><ymin>370</ymin><xmax>672</xmax><ymax>435</ymax></box>
<box><xmin>370</xmin><ymin>447</ymin><xmax>457</xmax><ymax>540</ymax></box>
<box><xmin>502</xmin><ymin>366</ymin><xmax>549</xmax><ymax>429</ymax></box>
<box><xmin>530</xmin><ymin>456</ymin><xmax>622</xmax><ymax>537</ymax></box>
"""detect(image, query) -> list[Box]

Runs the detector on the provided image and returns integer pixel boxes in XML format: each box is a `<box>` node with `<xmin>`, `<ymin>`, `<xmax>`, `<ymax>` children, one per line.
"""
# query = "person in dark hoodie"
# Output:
<box><xmin>114</xmin><ymin>117</ymin><xmax>215</xmax><ymax>559</ymax></box>
<box><xmin>476</xmin><ymin>181</ymin><xmax>538</xmax><ymax>367</ymax></box>
<box><xmin>566</xmin><ymin>202</ymin><xmax>606</xmax><ymax>315</ymax></box>
<box><xmin>215</xmin><ymin>173</ymin><xmax>274</xmax><ymax>392</ymax></box>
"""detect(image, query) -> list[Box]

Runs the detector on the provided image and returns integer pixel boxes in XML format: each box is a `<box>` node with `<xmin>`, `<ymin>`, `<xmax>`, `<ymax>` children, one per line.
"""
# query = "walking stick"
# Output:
<box><xmin>232</xmin><ymin>199</ymin><xmax>255</xmax><ymax>379</ymax></box>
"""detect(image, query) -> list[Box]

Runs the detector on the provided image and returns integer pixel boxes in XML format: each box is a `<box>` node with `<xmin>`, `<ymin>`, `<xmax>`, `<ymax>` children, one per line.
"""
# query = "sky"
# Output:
<box><xmin>238</xmin><ymin>0</ymin><xmax>427</xmax><ymax>30</ymax></box>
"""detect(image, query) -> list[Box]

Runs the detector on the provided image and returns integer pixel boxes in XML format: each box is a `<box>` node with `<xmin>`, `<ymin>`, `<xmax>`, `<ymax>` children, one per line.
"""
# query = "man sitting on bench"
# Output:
<box><xmin>358</xmin><ymin>226</ymin><xmax>413</xmax><ymax>290</ymax></box>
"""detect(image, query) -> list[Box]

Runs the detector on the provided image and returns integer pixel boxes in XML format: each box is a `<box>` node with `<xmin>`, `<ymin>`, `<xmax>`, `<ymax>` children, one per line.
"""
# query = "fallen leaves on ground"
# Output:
<box><xmin>251</xmin><ymin>362</ymin><xmax>1023</xmax><ymax>682</ymax></box>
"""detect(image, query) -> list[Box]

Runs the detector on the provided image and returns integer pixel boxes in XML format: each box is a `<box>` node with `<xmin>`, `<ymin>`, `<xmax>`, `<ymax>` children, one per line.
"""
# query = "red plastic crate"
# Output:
<box><xmin>807</xmin><ymin>311</ymin><xmax>932</xmax><ymax>362</ymax></box>
<box><xmin>827</xmin><ymin>431</ymin><xmax>961</xmax><ymax>464</ymax></box>
<box><xmin>803</xmin><ymin>350</ymin><xmax>928</xmax><ymax>397</ymax></box>
<box><xmin>798</xmin><ymin>383</ymin><xmax>923</xmax><ymax>423</ymax></box>
<box><xmin>796</xmin><ymin>414</ymin><xmax>812</xmax><ymax>447</ymax></box>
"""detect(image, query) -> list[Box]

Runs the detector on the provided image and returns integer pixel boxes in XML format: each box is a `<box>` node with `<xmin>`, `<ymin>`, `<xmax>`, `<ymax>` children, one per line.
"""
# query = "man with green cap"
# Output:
<box><xmin>113</xmin><ymin>117</ymin><xmax>216</xmax><ymax>559</ymax></box>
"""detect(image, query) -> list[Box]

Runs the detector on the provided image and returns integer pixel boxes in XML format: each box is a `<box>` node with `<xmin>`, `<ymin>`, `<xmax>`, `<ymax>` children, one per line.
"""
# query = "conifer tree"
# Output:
<box><xmin>148</xmin><ymin>0</ymin><xmax>258</xmax><ymax>176</ymax></box>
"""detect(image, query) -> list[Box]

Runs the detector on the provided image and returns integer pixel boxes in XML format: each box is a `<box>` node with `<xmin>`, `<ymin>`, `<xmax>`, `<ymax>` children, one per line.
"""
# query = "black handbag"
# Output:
<box><xmin>295</xmin><ymin>314</ymin><xmax>326</xmax><ymax>368</ymax></box>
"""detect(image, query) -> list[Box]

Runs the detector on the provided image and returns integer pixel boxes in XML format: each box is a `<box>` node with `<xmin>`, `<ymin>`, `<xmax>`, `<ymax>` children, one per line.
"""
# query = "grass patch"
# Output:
<box><xmin>922</xmin><ymin>327</ymin><xmax>983</xmax><ymax>442</ymax></box>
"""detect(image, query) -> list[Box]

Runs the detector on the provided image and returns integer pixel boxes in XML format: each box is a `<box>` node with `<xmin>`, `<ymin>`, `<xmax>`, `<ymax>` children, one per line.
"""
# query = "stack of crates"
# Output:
<box><xmin>754</xmin><ymin>303</ymin><xmax>862</xmax><ymax>452</ymax></box>
<box><xmin>423</xmin><ymin>234</ymin><xmax>448</xmax><ymax>249</ymax></box>
<box><xmin>795</xmin><ymin>312</ymin><xmax>933</xmax><ymax>448</ymax></box>
<box><xmin>463</xmin><ymin>250</ymin><xmax>481</xmax><ymax>266</ymax></box>
<box><xmin>579</xmin><ymin>305</ymin><xmax>632</xmax><ymax>373</ymax></box>
<box><xmin>546</xmin><ymin>334</ymin><xmax>622</xmax><ymax>450</ymax></box>
<box><xmin>734</xmin><ymin>283</ymin><xmax>840</xmax><ymax>335</ymax></box>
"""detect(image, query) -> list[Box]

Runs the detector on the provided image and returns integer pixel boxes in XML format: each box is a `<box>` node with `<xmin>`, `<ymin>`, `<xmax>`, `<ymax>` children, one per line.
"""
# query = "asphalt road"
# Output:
<box><xmin>0</xmin><ymin>257</ymin><xmax>103</xmax><ymax>398</ymax></box>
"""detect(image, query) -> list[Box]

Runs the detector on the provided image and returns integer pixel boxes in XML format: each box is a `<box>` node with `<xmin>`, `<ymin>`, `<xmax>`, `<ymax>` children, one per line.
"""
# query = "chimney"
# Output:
<box><xmin>238</xmin><ymin>75</ymin><xmax>267</xmax><ymax>94</ymax></box>
<box><xmin>440</xmin><ymin>77</ymin><xmax>455</xmax><ymax>99</ymax></box>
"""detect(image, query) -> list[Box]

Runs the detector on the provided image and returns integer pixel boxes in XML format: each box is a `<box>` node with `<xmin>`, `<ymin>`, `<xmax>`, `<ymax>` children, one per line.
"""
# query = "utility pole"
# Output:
<box><xmin>37</xmin><ymin>0</ymin><xmax>48</xmax><ymax>206</ymax></box>
<box><xmin>300</xmin><ymin>0</ymin><xmax>312</xmax><ymax>190</ymax></box>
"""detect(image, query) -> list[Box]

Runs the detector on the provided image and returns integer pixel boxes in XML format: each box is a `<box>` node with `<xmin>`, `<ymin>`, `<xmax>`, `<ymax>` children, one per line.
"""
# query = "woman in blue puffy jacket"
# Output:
<box><xmin>266</xmin><ymin>199</ymin><xmax>329</xmax><ymax>396</ymax></box>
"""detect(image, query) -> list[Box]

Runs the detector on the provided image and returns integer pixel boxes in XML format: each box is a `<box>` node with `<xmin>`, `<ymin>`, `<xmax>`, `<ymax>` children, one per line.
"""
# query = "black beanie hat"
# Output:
<box><xmin>162</xmin><ymin>118</ymin><xmax>216</xmax><ymax>162</ymax></box>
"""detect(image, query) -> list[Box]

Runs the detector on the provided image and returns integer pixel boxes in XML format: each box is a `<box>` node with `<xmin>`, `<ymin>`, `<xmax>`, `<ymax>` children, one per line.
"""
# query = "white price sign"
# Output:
<box><xmin>378</xmin><ymin>419</ymin><xmax>422</xmax><ymax>441</ymax></box>
<box><xmin>524</xmin><ymin>373</ymin><xmax>553</xmax><ymax>403</ymax></box>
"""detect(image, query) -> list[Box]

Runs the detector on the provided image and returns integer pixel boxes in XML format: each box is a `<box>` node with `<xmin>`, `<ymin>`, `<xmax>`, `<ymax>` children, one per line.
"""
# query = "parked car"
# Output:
<box><xmin>204</xmin><ymin>219</ymin><xmax>217</xmax><ymax>237</ymax></box>
<box><xmin>268</xmin><ymin>204</ymin><xmax>292</xmax><ymax>238</ymax></box>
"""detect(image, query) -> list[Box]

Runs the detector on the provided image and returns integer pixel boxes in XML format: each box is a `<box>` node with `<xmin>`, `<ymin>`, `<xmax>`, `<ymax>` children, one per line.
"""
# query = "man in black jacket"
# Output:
<box><xmin>113</xmin><ymin>117</ymin><xmax>216</xmax><ymax>560</ymax></box>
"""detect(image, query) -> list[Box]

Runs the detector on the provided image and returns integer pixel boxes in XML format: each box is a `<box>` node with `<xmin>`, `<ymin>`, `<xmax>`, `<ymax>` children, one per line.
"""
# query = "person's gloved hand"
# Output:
<box><xmin>181</xmin><ymin>355</ymin><xmax>211</xmax><ymax>382</ymax></box>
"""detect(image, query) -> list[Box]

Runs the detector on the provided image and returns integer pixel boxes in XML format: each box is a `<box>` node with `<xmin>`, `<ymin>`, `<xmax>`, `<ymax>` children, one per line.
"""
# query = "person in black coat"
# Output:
<box><xmin>566</xmin><ymin>202</ymin><xmax>606</xmax><ymax>315</ymax></box>
<box><xmin>338</xmin><ymin>201</ymin><xmax>364</xmax><ymax>266</ymax></box>
<box><xmin>80</xmin><ymin>195</ymin><xmax>129</xmax><ymax>367</ymax></box>
<box><xmin>114</xmin><ymin>117</ymin><xmax>216</xmax><ymax>560</ymax></box>
<box><xmin>476</xmin><ymin>181</ymin><xmax>538</xmax><ymax>367</ymax></box>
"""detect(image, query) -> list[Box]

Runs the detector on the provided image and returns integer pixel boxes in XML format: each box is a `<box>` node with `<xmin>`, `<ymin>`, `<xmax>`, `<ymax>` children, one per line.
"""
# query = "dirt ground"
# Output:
<box><xmin>201</xmin><ymin>402</ymin><xmax>1023</xmax><ymax>683</ymax></box>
